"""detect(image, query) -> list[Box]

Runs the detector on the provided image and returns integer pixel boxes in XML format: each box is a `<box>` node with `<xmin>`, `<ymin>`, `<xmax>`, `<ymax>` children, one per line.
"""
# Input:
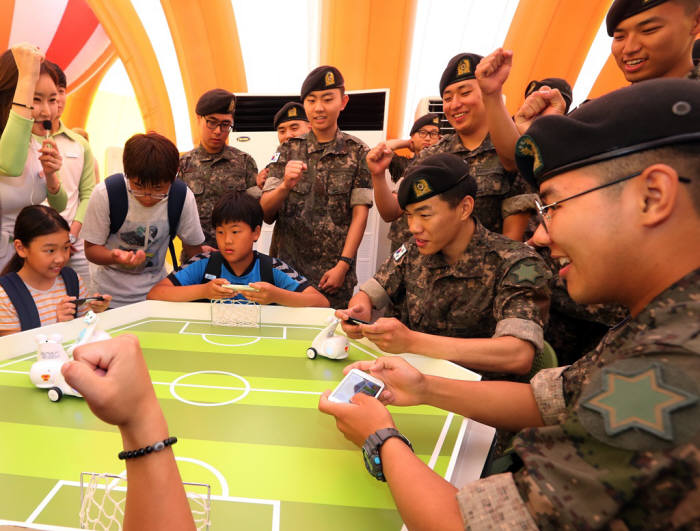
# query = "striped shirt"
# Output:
<box><xmin>0</xmin><ymin>274</ymin><xmax>88</xmax><ymax>333</ymax></box>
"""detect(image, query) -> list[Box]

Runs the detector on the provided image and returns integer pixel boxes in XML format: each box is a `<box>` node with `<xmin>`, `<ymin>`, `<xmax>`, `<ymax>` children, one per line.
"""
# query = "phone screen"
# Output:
<box><xmin>330</xmin><ymin>371</ymin><xmax>382</xmax><ymax>403</ymax></box>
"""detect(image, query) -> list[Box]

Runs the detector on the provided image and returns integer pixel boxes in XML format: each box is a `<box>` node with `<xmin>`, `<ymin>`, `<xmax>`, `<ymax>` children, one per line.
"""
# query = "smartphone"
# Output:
<box><xmin>328</xmin><ymin>369</ymin><xmax>384</xmax><ymax>404</ymax></box>
<box><xmin>345</xmin><ymin>316</ymin><xmax>372</xmax><ymax>326</ymax></box>
<box><xmin>73</xmin><ymin>296</ymin><xmax>105</xmax><ymax>306</ymax></box>
<box><xmin>222</xmin><ymin>284</ymin><xmax>259</xmax><ymax>292</ymax></box>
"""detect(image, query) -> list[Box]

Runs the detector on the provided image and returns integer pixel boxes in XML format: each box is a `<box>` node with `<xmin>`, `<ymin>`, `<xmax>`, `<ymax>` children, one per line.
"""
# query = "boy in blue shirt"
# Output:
<box><xmin>148</xmin><ymin>192</ymin><xmax>329</xmax><ymax>307</ymax></box>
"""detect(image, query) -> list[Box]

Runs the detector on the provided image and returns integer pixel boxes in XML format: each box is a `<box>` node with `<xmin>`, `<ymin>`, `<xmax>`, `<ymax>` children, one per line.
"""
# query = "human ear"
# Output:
<box><xmin>637</xmin><ymin>164</ymin><xmax>678</xmax><ymax>227</ymax></box>
<box><xmin>460</xmin><ymin>195</ymin><xmax>475</xmax><ymax>221</ymax></box>
<box><xmin>14</xmin><ymin>240</ymin><xmax>28</xmax><ymax>259</ymax></box>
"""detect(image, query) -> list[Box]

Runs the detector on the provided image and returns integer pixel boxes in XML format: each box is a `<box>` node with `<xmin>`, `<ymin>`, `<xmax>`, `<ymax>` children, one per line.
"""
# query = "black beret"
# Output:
<box><xmin>606</xmin><ymin>0</ymin><xmax>668</xmax><ymax>36</ymax></box>
<box><xmin>515</xmin><ymin>78</ymin><xmax>700</xmax><ymax>186</ymax></box>
<box><xmin>439</xmin><ymin>53</ymin><xmax>483</xmax><ymax>96</ymax></box>
<box><xmin>693</xmin><ymin>40</ymin><xmax>700</xmax><ymax>64</ymax></box>
<box><xmin>301</xmin><ymin>66</ymin><xmax>344</xmax><ymax>101</ymax></box>
<box><xmin>196</xmin><ymin>89</ymin><xmax>236</xmax><ymax>116</ymax></box>
<box><xmin>273</xmin><ymin>102</ymin><xmax>308</xmax><ymax>129</ymax></box>
<box><xmin>524</xmin><ymin>78</ymin><xmax>572</xmax><ymax>113</ymax></box>
<box><xmin>409</xmin><ymin>113</ymin><xmax>441</xmax><ymax>135</ymax></box>
<box><xmin>397</xmin><ymin>153</ymin><xmax>476</xmax><ymax>209</ymax></box>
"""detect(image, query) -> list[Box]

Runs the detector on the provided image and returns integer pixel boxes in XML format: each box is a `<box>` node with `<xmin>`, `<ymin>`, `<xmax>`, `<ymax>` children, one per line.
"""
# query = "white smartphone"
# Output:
<box><xmin>222</xmin><ymin>284</ymin><xmax>258</xmax><ymax>292</ymax></box>
<box><xmin>328</xmin><ymin>369</ymin><xmax>385</xmax><ymax>403</ymax></box>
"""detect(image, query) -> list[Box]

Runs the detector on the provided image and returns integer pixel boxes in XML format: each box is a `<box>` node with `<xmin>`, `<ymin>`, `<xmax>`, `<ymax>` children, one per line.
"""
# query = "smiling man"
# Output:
<box><xmin>320</xmin><ymin>78</ymin><xmax>700</xmax><ymax>530</ymax></box>
<box><xmin>260</xmin><ymin>66</ymin><xmax>372</xmax><ymax>308</ymax></box>
<box><xmin>338</xmin><ymin>153</ymin><xmax>550</xmax><ymax>381</ymax></box>
<box><xmin>607</xmin><ymin>0</ymin><xmax>700</xmax><ymax>82</ymax></box>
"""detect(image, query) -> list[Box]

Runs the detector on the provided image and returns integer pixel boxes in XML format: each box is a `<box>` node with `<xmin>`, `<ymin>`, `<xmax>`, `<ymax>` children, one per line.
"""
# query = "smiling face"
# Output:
<box><xmin>277</xmin><ymin>119</ymin><xmax>311</xmax><ymax>144</ymax></box>
<box><xmin>215</xmin><ymin>220</ymin><xmax>260</xmax><ymax>272</ymax></box>
<box><xmin>303</xmin><ymin>88</ymin><xmax>348</xmax><ymax>140</ymax></box>
<box><xmin>30</xmin><ymin>74</ymin><xmax>58</xmax><ymax>136</ymax></box>
<box><xmin>441</xmin><ymin>79</ymin><xmax>486</xmax><ymax>136</ymax></box>
<box><xmin>611</xmin><ymin>1</ymin><xmax>700</xmax><ymax>82</ymax></box>
<box><xmin>16</xmin><ymin>230</ymin><xmax>71</xmax><ymax>282</ymax></box>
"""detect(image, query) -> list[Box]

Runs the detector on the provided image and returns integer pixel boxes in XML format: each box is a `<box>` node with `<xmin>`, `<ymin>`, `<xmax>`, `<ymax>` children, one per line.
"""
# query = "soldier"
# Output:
<box><xmin>319</xmin><ymin>78</ymin><xmax>700</xmax><ymax>529</ymax></box>
<box><xmin>178</xmin><ymin>89</ymin><xmax>259</xmax><ymax>250</ymax></box>
<box><xmin>370</xmin><ymin>53</ymin><xmax>536</xmax><ymax>247</ymax></box>
<box><xmin>338</xmin><ymin>153</ymin><xmax>551</xmax><ymax>381</ymax></box>
<box><xmin>607</xmin><ymin>0</ymin><xmax>700</xmax><ymax>83</ymax></box>
<box><xmin>260</xmin><ymin>66</ymin><xmax>372</xmax><ymax>308</ymax></box>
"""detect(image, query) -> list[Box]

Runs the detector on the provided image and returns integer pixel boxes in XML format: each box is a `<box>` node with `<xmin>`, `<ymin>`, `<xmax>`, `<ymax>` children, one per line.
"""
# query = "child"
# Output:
<box><xmin>148</xmin><ymin>191</ymin><xmax>329</xmax><ymax>307</ymax></box>
<box><xmin>0</xmin><ymin>205</ymin><xmax>110</xmax><ymax>335</ymax></box>
<box><xmin>81</xmin><ymin>132</ymin><xmax>205</xmax><ymax>308</ymax></box>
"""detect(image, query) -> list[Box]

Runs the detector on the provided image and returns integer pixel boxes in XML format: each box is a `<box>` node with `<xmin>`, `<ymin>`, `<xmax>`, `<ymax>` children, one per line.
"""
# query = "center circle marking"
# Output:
<box><xmin>169</xmin><ymin>370</ymin><xmax>251</xmax><ymax>407</ymax></box>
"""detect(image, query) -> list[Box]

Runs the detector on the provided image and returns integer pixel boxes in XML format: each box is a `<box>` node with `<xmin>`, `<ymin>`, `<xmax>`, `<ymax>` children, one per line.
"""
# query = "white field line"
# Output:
<box><xmin>0</xmin><ymin>353</ymin><xmax>36</xmax><ymax>368</ymax></box>
<box><xmin>25</xmin><ymin>480</ymin><xmax>66</xmax><ymax>523</ymax></box>
<box><xmin>427</xmin><ymin>413</ymin><xmax>454</xmax><ymax>470</ymax></box>
<box><xmin>445</xmin><ymin>417</ymin><xmax>469</xmax><ymax>482</ymax></box>
<box><xmin>152</xmin><ymin>380</ymin><xmax>322</xmax><ymax>396</ymax></box>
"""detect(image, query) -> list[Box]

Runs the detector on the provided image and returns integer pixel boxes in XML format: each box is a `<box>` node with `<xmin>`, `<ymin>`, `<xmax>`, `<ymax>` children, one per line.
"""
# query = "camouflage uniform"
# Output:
<box><xmin>457</xmin><ymin>268</ymin><xmax>700</xmax><ymax>529</ymax></box>
<box><xmin>178</xmin><ymin>145</ymin><xmax>259</xmax><ymax>247</ymax></box>
<box><xmin>387</xmin><ymin>154</ymin><xmax>411</xmax><ymax>252</ymax></box>
<box><xmin>688</xmin><ymin>62</ymin><xmax>700</xmax><ymax>80</ymax></box>
<box><xmin>360</xmin><ymin>219</ymin><xmax>551</xmax><ymax>382</ymax></box>
<box><xmin>263</xmin><ymin>129</ymin><xmax>373</xmax><ymax>308</ymax></box>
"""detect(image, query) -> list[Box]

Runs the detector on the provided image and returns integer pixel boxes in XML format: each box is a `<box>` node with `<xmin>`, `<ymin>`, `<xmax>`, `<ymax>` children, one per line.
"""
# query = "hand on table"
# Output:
<box><xmin>242</xmin><ymin>282</ymin><xmax>279</xmax><ymax>305</ymax></box>
<box><xmin>342</xmin><ymin>356</ymin><xmax>427</xmax><ymax>407</ymax></box>
<box><xmin>56</xmin><ymin>296</ymin><xmax>78</xmax><ymax>322</ymax></box>
<box><xmin>87</xmin><ymin>293</ymin><xmax>112</xmax><ymax>313</ymax></box>
<box><xmin>203</xmin><ymin>278</ymin><xmax>235</xmax><ymax>300</ymax></box>
<box><xmin>335</xmin><ymin>304</ymin><xmax>371</xmax><ymax>339</ymax></box>
<box><xmin>359</xmin><ymin>317</ymin><xmax>414</xmax><ymax>353</ymax></box>
<box><xmin>318</xmin><ymin>390</ymin><xmax>396</xmax><ymax>447</ymax></box>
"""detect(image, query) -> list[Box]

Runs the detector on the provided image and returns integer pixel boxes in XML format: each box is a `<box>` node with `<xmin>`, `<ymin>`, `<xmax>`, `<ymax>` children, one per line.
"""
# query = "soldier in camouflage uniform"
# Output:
<box><xmin>178</xmin><ymin>89</ymin><xmax>259</xmax><ymax>249</ymax></box>
<box><xmin>608</xmin><ymin>0</ymin><xmax>700</xmax><ymax>83</ymax></box>
<box><xmin>339</xmin><ymin>153</ymin><xmax>550</xmax><ymax>381</ymax></box>
<box><xmin>319</xmin><ymin>79</ymin><xmax>700</xmax><ymax>529</ymax></box>
<box><xmin>261</xmin><ymin>66</ymin><xmax>372</xmax><ymax>308</ymax></box>
<box><xmin>370</xmin><ymin>53</ymin><xmax>535</xmax><ymax>250</ymax></box>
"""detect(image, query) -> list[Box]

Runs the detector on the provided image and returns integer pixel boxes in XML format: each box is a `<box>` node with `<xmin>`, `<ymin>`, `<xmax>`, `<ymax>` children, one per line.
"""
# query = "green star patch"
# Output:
<box><xmin>582</xmin><ymin>363</ymin><xmax>698</xmax><ymax>441</ymax></box>
<box><xmin>509</xmin><ymin>262</ymin><xmax>543</xmax><ymax>285</ymax></box>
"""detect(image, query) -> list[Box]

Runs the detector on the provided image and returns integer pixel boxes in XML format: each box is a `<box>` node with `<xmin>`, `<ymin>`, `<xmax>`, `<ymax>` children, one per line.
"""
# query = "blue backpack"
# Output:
<box><xmin>0</xmin><ymin>268</ymin><xmax>79</xmax><ymax>331</ymax></box>
<box><xmin>104</xmin><ymin>173</ymin><xmax>188</xmax><ymax>271</ymax></box>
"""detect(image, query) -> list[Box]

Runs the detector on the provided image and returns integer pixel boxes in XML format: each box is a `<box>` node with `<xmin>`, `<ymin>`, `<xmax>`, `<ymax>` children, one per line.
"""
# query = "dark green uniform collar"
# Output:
<box><xmin>306</xmin><ymin>128</ymin><xmax>347</xmax><ymax>155</ymax></box>
<box><xmin>194</xmin><ymin>143</ymin><xmax>239</xmax><ymax>163</ymax></box>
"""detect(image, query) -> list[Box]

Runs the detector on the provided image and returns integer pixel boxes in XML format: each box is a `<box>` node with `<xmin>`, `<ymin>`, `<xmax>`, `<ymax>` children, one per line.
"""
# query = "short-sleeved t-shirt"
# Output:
<box><xmin>0</xmin><ymin>273</ymin><xmax>88</xmax><ymax>332</ymax></box>
<box><xmin>80</xmin><ymin>176</ymin><xmax>205</xmax><ymax>307</ymax></box>
<box><xmin>169</xmin><ymin>251</ymin><xmax>309</xmax><ymax>301</ymax></box>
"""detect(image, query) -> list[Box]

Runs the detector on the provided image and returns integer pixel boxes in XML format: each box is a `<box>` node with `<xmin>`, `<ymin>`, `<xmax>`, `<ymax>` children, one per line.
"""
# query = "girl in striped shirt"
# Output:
<box><xmin>0</xmin><ymin>205</ymin><xmax>110</xmax><ymax>335</ymax></box>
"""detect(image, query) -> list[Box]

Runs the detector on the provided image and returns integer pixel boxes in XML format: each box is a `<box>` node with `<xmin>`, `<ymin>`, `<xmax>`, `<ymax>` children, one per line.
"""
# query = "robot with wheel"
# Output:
<box><xmin>29</xmin><ymin>311</ymin><xmax>111</xmax><ymax>402</ymax></box>
<box><xmin>306</xmin><ymin>318</ymin><xmax>349</xmax><ymax>360</ymax></box>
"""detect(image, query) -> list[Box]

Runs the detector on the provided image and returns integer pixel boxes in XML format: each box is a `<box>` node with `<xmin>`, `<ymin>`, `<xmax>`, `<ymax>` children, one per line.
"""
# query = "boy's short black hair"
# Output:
<box><xmin>123</xmin><ymin>132</ymin><xmax>179</xmax><ymax>186</ymax></box>
<box><xmin>211</xmin><ymin>191</ymin><xmax>263</xmax><ymax>231</ymax></box>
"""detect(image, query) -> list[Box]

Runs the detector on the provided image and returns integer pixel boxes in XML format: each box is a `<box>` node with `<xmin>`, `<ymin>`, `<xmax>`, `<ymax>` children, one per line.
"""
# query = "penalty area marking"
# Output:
<box><xmin>170</xmin><ymin>370</ymin><xmax>251</xmax><ymax>406</ymax></box>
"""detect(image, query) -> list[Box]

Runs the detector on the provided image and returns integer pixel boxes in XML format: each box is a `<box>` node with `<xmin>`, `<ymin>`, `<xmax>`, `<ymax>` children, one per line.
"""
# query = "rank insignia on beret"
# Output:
<box><xmin>325</xmin><ymin>71</ymin><xmax>335</xmax><ymax>87</ymax></box>
<box><xmin>516</xmin><ymin>136</ymin><xmax>544</xmax><ymax>176</ymax></box>
<box><xmin>457</xmin><ymin>58</ymin><xmax>471</xmax><ymax>76</ymax></box>
<box><xmin>413</xmin><ymin>178</ymin><xmax>432</xmax><ymax>198</ymax></box>
<box><xmin>432</xmin><ymin>116</ymin><xmax>440</xmax><ymax>124</ymax></box>
<box><xmin>288</xmin><ymin>107</ymin><xmax>297</xmax><ymax>118</ymax></box>
<box><xmin>270</xmin><ymin>152</ymin><xmax>280</xmax><ymax>163</ymax></box>
<box><xmin>582</xmin><ymin>362</ymin><xmax>698</xmax><ymax>441</ymax></box>
<box><xmin>393</xmin><ymin>244</ymin><xmax>407</xmax><ymax>262</ymax></box>
<box><xmin>526</xmin><ymin>81</ymin><xmax>538</xmax><ymax>96</ymax></box>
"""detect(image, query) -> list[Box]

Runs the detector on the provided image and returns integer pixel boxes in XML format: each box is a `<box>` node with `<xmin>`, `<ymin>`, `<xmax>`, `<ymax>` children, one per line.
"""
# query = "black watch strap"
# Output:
<box><xmin>339</xmin><ymin>256</ymin><xmax>354</xmax><ymax>267</ymax></box>
<box><xmin>362</xmin><ymin>428</ymin><xmax>413</xmax><ymax>481</ymax></box>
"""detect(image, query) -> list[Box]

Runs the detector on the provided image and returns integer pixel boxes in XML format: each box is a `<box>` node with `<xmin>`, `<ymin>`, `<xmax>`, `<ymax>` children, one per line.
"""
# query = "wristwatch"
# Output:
<box><xmin>362</xmin><ymin>428</ymin><xmax>413</xmax><ymax>481</ymax></box>
<box><xmin>339</xmin><ymin>256</ymin><xmax>354</xmax><ymax>267</ymax></box>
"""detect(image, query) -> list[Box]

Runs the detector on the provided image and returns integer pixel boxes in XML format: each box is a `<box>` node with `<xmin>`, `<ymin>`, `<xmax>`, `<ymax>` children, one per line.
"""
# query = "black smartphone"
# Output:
<box><xmin>345</xmin><ymin>316</ymin><xmax>372</xmax><ymax>325</ymax></box>
<box><xmin>74</xmin><ymin>296</ymin><xmax>105</xmax><ymax>306</ymax></box>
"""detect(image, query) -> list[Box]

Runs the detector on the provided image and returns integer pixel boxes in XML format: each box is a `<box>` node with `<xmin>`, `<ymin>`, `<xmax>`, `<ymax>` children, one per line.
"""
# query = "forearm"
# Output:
<box><xmin>260</xmin><ymin>187</ymin><xmax>289</xmax><ymax>223</ymax></box>
<box><xmin>502</xmin><ymin>213</ymin><xmax>530</xmax><ymax>241</ymax></box>
<box><xmin>410</xmin><ymin>333</ymin><xmax>535</xmax><ymax>375</ymax></box>
<box><xmin>74</xmin><ymin>155</ymin><xmax>96</xmax><ymax>223</ymax></box>
<box><xmin>341</xmin><ymin>205</ymin><xmax>369</xmax><ymax>258</ymax></box>
<box><xmin>420</xmin><ymin>376</ymin><xmax>544</xmax><ymax>431</ymax></box>
<box><xmin>181</xmin><ymin>243</ymin><xmax>203</xmax><ymax>261</ymax></box>
<box><xmin>46</xmin><ymin>181</ymin><xmax>67</xmax><ymax>210</ymax></box>
<box><xmin>120</xmin><ymin>405</ymin><xmax>195</xmax><ymax>531</ymax></box>
<box><xmin>273</xmin><ymin>287</ymin><xmax>329</xmax><ymax>308</ymax></box>
<box><xmin>147</xmin><ymin>282</ymin><xmax>206</xmax><ymax>302</ymax></box>
<box><xmin>0</xmin><ymin>111</ymin><xmax>33</xmax><ymax>176</ymax></box>
<box><xmin>482</xmin><ymin>93</ymin><xmax>519</xmax><ymax>172</ymax></box>
<box><xmin>386</xmin><ymin>139</ymin><xmax>410</xmax><ymax>151</ymax></box>
<box><xmin>371</xmin><ymin>173</ymin><xmax>403</xmax><ymax>222</ymax></box>
<box><xmin>382</xmin><ymin>438</ymin><xmax>462</xmax><ymax>531</ymax></box>
<box><xmin>70</xmin><ymin>221</ymin><xmax>82</xmax><ymax>238</ymax></box>
<box><xmin>85</xmin><ymin>243</ymin><xmax>116</xmax><ymax>266</ymax></box>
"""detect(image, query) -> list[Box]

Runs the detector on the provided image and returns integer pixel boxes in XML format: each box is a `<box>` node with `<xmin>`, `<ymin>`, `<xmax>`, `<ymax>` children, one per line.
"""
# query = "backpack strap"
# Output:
<box><xmin>167</xmin><ymin>179</ymin><xmax>188</xmax><ymax>271</ymax></box>
<box><xmin>59</xmin><ymin>267</ymin><xmax>79</xmax><ymax>319</ymax></box>
<box><xmin>0</xmin><ymin>273</ymin><xmax>41</xmax><ymax>331</ymax></box>
<box><xmin>258</xmin><ymin>253</ymin><xmax>275</xmax><ymax>285</ymax></box>
<box><xmin>202</xmin><ymin>252</ymin><xmax>224</xmax><ymax>283</ymax></box>
<box><xmin>104</xmin><ymin>173</ymin><xmax>128</xmax><ymax>235</ymax></box>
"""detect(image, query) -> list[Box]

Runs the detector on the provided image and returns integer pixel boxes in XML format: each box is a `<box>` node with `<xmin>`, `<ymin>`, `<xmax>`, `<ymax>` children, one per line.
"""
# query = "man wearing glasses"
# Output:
<box><xmin>178</xmin><ymin>89</ymin><xmax>259</xmax><ymax>251</ymax></box>
<box><xmin>319</xmin><ymin>78</ymin><xmax>700</xmax><ymax>530</ymax></box>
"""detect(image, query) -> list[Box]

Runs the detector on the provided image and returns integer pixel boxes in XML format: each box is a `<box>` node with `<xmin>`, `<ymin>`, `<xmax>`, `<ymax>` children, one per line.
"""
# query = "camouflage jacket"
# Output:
<box><xmin>178</xmin><ymin>144</ymin><xmax>259</xmax><ymax>246</ymax></box>
<box><xmin>457</xmin><ymin>268</ymin><xmax>700</xmax><ymax>529</ymax></box>
<box><xmin>361</xmin><ymin>220</ymin><xmax>551</xmax><ymax>379</ymax></box>
<box><xmin>263</xmin><ymin>129</ymin><xmax>373</xmax><ymax>307</ymax></box>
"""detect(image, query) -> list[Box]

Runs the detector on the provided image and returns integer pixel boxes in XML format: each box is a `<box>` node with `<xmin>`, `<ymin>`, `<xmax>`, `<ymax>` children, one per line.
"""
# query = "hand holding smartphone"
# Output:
<box><xmin>328</xmin><ymin>369</ymin><xmax>384</xmax><ymax>403</ymax></box>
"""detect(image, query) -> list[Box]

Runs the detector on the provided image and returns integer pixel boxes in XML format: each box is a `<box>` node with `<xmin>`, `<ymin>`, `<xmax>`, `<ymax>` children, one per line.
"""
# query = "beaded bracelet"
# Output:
<box><xmin>118</xmin><ymin>436</ymin><xmax>177</xmax><ymax>460</ymax></box>
<box><xmin>12</xmin><ymin>102</ymin><xmax>34</xmax><ymax>110</ymax></box>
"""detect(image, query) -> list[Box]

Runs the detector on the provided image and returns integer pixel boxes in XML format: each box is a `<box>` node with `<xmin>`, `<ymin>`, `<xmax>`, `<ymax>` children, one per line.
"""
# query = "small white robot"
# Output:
<box><xmin>29</xmin><ymin>311</ymin><xmax>111</xmax><ymax>402</ymax></box>
<box><xmin>306</xmin><ymin>318</ymin><xmax>349</xmax><ymax>360</ymax></box>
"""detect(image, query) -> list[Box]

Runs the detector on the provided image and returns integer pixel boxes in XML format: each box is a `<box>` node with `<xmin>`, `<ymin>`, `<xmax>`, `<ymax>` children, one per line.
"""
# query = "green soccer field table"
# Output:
<box><xmin>0</xmin><ymin>301</ymin><xmax>495</xmax><ymax>530</ymax></box>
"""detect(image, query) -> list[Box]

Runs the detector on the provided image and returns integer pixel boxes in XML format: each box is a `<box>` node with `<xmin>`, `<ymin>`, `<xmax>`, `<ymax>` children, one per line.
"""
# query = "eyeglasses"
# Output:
<box><xmin>415</xmin><ymin>129</ymin><xmax>440</xmax><ymax>139</ymax></box>
<box><xmin>127</xmin><ymin>181</ymin><xmax>170</xmax><ymax>200</ymax></box>
<box><xmin>204</xmin><ymin>118</ymin><xmax>233</xmax><ymax>132</ymax></box>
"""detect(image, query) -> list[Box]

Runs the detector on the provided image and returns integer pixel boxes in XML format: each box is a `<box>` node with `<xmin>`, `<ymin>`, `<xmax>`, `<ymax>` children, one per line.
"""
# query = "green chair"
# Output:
<box><xmin>528</xmin><ymin>340</ymin><xmax>558</xmax><ymax>380</ymax></box>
